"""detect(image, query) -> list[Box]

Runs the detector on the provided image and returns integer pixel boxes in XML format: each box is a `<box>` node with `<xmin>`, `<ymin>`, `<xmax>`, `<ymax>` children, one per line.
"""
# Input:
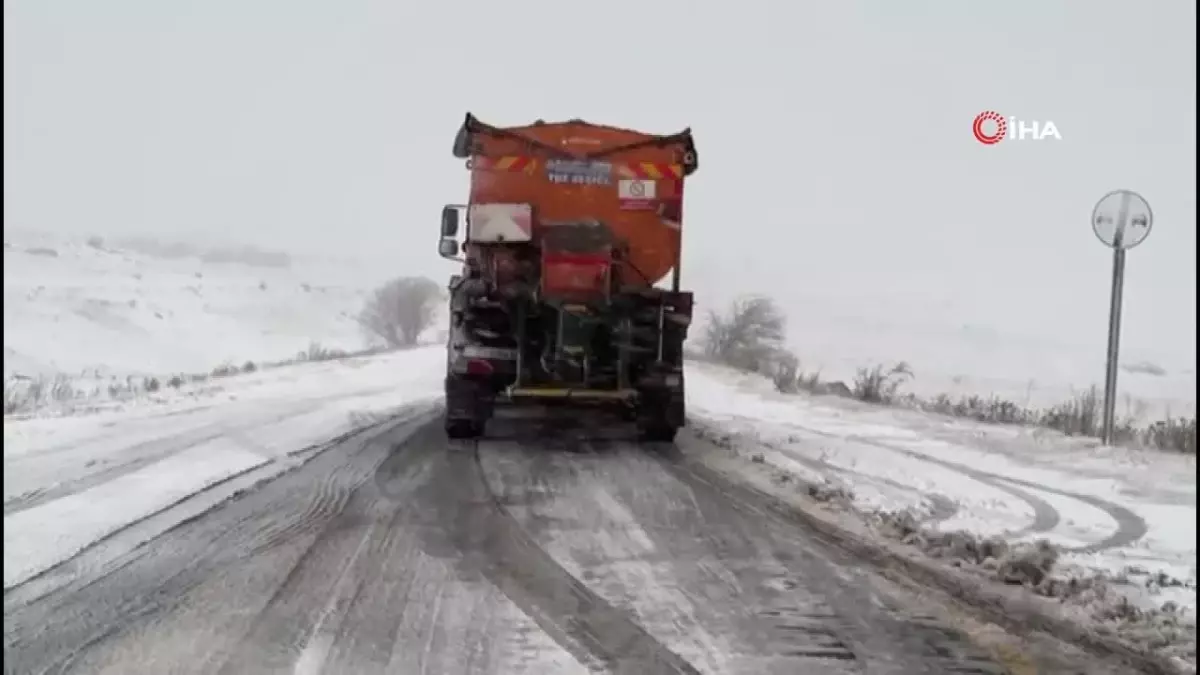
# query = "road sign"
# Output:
<box><xmin>1092</xmin><ymin>189</ymin><xmax>1153</xmax><ymax>446</ymax></box>
<box><xmin>1092</xmin><ymin>189</ymin><xmax>1153</xmax><ymax>250</ymax></box>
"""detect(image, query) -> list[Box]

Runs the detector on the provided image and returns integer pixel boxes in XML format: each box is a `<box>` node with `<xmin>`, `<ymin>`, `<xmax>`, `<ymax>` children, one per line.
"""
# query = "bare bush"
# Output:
<box><xmin>772</xmin><ymin>352</ymin><xmax>825</xmax><ymax>394</ymax></box>
<box><xmin>852</xmin><ymin>362</ymin><xmax>914</xmax><ymax>403</ymax></box>
<box><xmin>4</xmin><ymin>377</ymin><xmax>36</xmax><ymax>414</ymax></box>
<box><xmin>3</xmin><ymin>374</ymin><xmax>78</xmax><ymax>413</ymax></box>
<box><xmin>298</xmin><ymin>342</ymin><xmax>349</xmax><ymax>362</ymax></box>
<box><xmin>50</xmin><ymin>374</ymin><xmax>75</xmax><ymax>402</ymax></box>
<box><xmin>923</xmin><ymin>393</ymin><xmax>1036</xmax><ymax>425</ymax></box>
<box><xmin>772</xmin><ymin>352</ymin><xmax>802</xmax><ymax>392</ymax></box>
<box><xmin>703</xmin><ymin>295</ymin><xmax>788</xmax><ymax>373</ymax></box>
<box><xmin>358</xmin><ymin>276</ymin><xmax>441</xmax><ymax>348</ymax></box>
<box><xmin>1039</xmin><ymin>386</ymin><xmax>1102</xmax><ymax>436</ymax></box>
<box><xmin>1140</xmin><ymin>417</ymin><xmax>1196</xmax><ymax>454</ymax></box>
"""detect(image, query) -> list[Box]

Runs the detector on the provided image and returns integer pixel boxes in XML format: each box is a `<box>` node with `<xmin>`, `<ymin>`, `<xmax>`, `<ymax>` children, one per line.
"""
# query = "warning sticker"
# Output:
<box><xmin>545</xmin><ymin>159</ymin><xmax>612</xmax><ymax>186</ymax></box>
<box><xmin>618</xmin><ymin>179</ymin><xmax>657</xmax><ymax>210</ymax></box>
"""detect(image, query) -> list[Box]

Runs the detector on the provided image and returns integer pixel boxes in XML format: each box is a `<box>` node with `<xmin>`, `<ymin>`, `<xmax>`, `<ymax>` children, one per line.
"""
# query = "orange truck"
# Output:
<box><xmin>437</xmin><ymin>113</ymin><xmax>699</xmax><ymax>440</ymax></box>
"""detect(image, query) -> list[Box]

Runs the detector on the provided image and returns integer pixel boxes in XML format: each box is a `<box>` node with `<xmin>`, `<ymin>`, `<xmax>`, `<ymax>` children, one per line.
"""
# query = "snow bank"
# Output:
<box><xmin>3</xmin><ymin>347</ymin><xmax>445</xmax><ymax>590</ymax></box>
<box><xmin>685</xmin><ymin>359</ymin><xmax>1197</xmax><ymax>669</ymax></box>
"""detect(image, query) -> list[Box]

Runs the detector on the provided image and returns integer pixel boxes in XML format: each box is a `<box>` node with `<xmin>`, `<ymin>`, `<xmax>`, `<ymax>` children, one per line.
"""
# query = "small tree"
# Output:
<box><xmin>358</xmin><ymin>276</ymin><xmax>442</xmax><ymax>348</ymax></box>
<box><xmin>703</xmin><ymin>295</ymin><xmax>788</xmax><ymax>373</ymax></box>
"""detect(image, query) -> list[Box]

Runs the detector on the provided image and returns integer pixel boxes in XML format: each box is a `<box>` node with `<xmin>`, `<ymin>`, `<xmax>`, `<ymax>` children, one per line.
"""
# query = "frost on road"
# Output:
<box><xmin>5</xmin><ymin>412</ymin><xmax>1011</xmax><ymax>675</ymax></box>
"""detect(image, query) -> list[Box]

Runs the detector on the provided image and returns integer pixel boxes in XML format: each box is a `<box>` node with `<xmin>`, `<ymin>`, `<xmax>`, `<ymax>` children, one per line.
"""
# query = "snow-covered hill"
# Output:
<box><xmin>3</xmin><ymin>230</ymin><xmax>1192</xmax><ymax>424</ymax></box>
<box><xmin>3</xmin><ymin>231</ymin><xmax>401</xmax><ymax>378</ymax></box>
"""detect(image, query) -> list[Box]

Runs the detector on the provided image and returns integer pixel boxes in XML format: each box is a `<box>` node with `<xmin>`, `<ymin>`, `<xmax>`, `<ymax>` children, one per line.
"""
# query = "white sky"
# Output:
<box><xmin>5</xmin><ymin>0</ymin><xmax>1196</xmax><ymax>366</ymax></box>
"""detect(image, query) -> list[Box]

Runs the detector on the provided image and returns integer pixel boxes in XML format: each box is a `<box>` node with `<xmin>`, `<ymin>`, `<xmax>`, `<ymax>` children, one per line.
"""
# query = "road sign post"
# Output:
<box><xmin>1091</xmin><ymin>190</ymin><xmax>1153</xmax><ymax>445</ymax></box>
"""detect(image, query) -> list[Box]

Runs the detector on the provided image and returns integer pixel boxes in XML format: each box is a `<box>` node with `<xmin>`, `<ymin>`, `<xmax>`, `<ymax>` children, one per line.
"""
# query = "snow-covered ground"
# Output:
<box><xmin>4</xmin><ymin>231</ymin><xmax>1194</xmax><ymax>668</ymax></box>
<box><xmin>766</xmin><ymin>297</ymin><xmax>1197</xmax><ymax>426</ymax></box>
<box><xmin>4</xmin><ymin>229</ymin><xmax>398</xmax><ymax>378</ymax></box>
<box><xmin>3</xmin><ymin>347</ymin><xmax>445</xmax><ymax>590</ymax></box>
<box><xmin>686</xmin><ymin>359</ymin><xmax>1197</xmax><ymax>624</ymax></box>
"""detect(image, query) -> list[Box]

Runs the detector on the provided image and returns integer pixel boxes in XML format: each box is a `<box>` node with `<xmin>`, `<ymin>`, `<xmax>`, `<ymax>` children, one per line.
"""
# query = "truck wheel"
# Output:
<box><xmin>445</xmin><ymin>418</ymin><xmax>484</xmax><ymax>439</ymax></box>
<box><xmin>637</xmin><ymin>423</ymin><xmax>677</xmax><ymax>443</ymax></box>
<box><xmin>636</xmin><ymin>387</ymin><xmax>683</xmax><ymax>443</ymax></box>
<box><xmin>444</xmin><ymin>375</ymin><xmax>491</xmax><ymax>440</ymax></box>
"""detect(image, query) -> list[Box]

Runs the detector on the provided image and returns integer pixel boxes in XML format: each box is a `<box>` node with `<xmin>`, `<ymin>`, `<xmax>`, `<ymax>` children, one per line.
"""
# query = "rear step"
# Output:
<box><xmin>505</xmin><ymin>387</ymin><xmax>638</xmax><ymax>402</ymax></box>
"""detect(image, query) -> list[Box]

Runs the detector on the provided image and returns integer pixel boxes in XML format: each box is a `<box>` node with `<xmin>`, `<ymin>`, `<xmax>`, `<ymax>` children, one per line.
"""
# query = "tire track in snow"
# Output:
<box><xmin>2</xmin><ymin>412</ymin><xmax>436</xmax><ymax>675</ymax></box>
<box><xmin>847</xmin><ymin>434</ymin><xmax>1148</xmax><ymax>551</ymax></box>
<box><xmin>456</xmin><ymin>434</ymin><xmax>703</xmax><ymax>675</ymax></box>
<box><xmin>213</xmin><ymin>418</ymin><xmax>450</xmax><ymax>675</ymax></box>
<box><xmin>986</xmin><ymin>474</ymin><xmax>1149</xmax><ymax>553</ymax></box>
<box><xmin>3</xmin><ymin>401</ymin><xmax>328</xmax><ymax>517</ymax></box>
<box><xmin>2</xmin><ymin>408</ymin><xmax>430</xmax><ymax>612</ymax></box>
<box><xmin>713</xmin><ymin>427</ymin><xmax>966</xmax><ymax>529</ymax></box>
<box><xmin>479</xmin><ymin>422</ymin><xmax>1006</xmax><ymax>675</ymax></box>
<box><xmin>722</xmin><ymin>414</ymin><xmax>1146</xmax><ymax>552</ymax></box>
<box><xmin>636</xmin><ymin>435</ymin><xmax>1006</xmax><ymax>674</ymax></box>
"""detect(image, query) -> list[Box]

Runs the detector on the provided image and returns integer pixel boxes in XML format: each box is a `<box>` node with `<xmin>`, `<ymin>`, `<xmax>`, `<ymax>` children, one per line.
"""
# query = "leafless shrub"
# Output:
<box><xmin>922</xmin><ymin>393</ymin><xmax>1036</xmax><ymax>425</ymax></box>
<box><xmin>852</xmin><ymin>362</ymin><xmax>914</xmax><ymax>403</ymax></box>
<box><xmin>772</xmin><ymin>351</ymin><xmax>824</xmax><ymax>394</ymax></box>
<box><xmin>298</xmin><ymin>342</ymin><xmax>348</xmax><ymax>362</ymax></box>
<box><xmin>357</xmin><ymin>276</ymin><xmax>441</xmax><ymax>348</ymax></box>
<box><xmin>4</xmin><ymin>377</ymin><xmax>37</xmax><ymax>414</ymax></box>
<box><xmin>1137</xmin><ymin>417</ymin><xmax>1196</xmax><ymax>454</ymax></box>
<box><xmin>703</xmin><ymin>295</ymin><xmax>788</xmax><ymax>373</ymax></box>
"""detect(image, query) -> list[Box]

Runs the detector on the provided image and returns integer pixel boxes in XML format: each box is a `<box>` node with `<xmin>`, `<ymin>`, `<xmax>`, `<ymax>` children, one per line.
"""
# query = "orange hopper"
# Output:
<box><xmin>455</xmin><ymin>114</ymin><xmax>698</xmax><ymax>288</ymax></box>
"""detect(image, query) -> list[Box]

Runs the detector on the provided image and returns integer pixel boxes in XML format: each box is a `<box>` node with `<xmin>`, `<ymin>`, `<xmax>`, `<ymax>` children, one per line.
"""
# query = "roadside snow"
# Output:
<box><xmin>3</xmin><ymin>347</ymin><xmax>445</xmax><ymax>590</ymax></box>
<box><xmin>3</xmin><ymin>231</ymin><xmax>392</xmax><ymax>379</ymax></box>
<box><xmin>684</xmin><ymin>359</ymin><xmax>1197</xmax><ymax>622</ymax></box>
<box><xmin>4</xmin><ymin>441</ymin><xmax>266</xmax><ymax>588</ymax></box>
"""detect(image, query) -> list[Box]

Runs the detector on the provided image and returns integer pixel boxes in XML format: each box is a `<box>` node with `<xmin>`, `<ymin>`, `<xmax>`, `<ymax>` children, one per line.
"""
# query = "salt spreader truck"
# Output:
<box><xmin>438</xmin><ymin>114</ymin><xmax>698</xmax><ymax>441</ymax></box>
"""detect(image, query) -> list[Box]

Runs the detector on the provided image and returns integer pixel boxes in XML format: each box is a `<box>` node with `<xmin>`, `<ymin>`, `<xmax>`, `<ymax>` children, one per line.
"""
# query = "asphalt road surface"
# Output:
<box><xmin>4</xmin><ymin>408</ymin><xmax>1021</xmax><ymax>675</ymax></box>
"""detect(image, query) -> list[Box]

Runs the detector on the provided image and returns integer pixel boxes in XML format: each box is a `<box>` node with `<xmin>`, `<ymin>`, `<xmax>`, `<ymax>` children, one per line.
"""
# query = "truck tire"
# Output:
<box><xmin>637</xmin><ymin>423</ymin><xmax>677</xmax><ymax>443</ymax></box>
<box><xmin>444</xmin><ymin>376</ymin><xmax>491</xmax><ymax>440</ymax></box>
<box><xmin>635</xmin><ymin>387</ymin><xmax>683</xmax><ymax>443</ymax></box>
<box><xmin>445</xmin><ymin>418</ymin><xmax>484</xmax><ymax>439</ymax></box>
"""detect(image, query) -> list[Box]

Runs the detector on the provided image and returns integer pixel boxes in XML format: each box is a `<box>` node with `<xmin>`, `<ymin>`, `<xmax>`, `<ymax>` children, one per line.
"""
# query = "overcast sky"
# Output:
<box><xmin>5</xmin><ymin>0</ymin><xmax>1196</xmax><ymax>366</ymax></box>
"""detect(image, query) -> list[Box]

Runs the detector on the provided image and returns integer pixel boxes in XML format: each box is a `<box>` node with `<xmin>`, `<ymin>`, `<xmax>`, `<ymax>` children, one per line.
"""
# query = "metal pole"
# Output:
<box><xmin>1102</xmin><ymin>246</ymin><xmax>1126</xmax><ymax>444</ymax></box>
<box><xmin>1101</xmin><ymin>192</ymin><xmax>1131</xmax><ymax>445</ymax></box>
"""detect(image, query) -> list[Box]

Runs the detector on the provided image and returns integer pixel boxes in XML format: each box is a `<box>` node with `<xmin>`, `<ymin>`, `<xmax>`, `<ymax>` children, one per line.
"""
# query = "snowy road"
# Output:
<box><xmin>4</xmin><ymin>409</ymin><xmax>1025</xmax><ymax>675</ymax></box>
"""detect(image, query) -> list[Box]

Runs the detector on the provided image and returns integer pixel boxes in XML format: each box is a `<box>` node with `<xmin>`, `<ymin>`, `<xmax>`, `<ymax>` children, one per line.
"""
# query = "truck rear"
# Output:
<box><xmin>437</xmin><ymin>113</ymin><xmax>698</xmax><ymax>441</ymax></box>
